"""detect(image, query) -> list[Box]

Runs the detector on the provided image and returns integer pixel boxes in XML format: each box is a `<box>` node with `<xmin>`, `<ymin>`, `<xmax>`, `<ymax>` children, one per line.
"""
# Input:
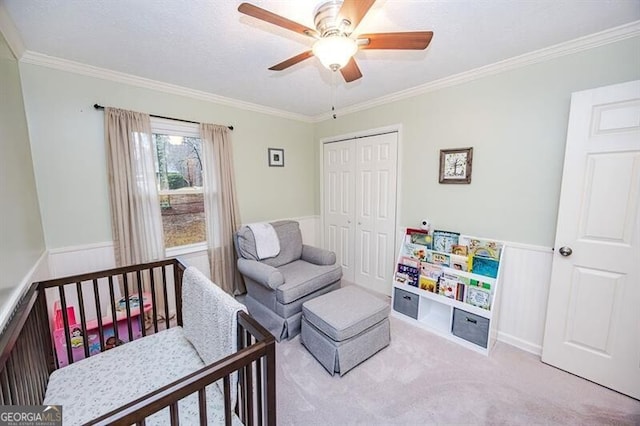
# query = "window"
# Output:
<box><xmin>151</xmin><ymin>119</ymin><xmax>205</xmax><ymax>250</ymax></box>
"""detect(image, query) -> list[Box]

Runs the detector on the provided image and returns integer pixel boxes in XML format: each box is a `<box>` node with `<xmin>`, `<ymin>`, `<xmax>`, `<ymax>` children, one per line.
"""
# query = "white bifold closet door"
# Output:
<box><xmin>323</xmin><ymin>132</ymin><xmax>398</xmax><ymax>295</ymax></box>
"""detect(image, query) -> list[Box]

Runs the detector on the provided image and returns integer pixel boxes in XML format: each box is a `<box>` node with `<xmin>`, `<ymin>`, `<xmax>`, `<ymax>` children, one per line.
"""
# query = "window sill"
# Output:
<box><xmin>165</xmin><ymin>242</ymin><xmax>208</xmax><ymax>258</ymax></box>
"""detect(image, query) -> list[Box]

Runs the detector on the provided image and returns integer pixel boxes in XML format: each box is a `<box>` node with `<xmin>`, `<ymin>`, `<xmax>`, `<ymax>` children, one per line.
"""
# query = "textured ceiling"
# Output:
<box><xmin>3</xmin><ymin>0</ymin><xmax>640</xmax><ymax>119</ymax></box>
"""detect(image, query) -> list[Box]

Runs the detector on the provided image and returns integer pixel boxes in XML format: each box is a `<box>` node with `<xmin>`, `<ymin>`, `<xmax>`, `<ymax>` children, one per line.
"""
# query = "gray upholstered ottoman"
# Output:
<box><xmin>300</xmin><ymin>286</ymin><xmax>390</xmax><ymax>376</ymax></box>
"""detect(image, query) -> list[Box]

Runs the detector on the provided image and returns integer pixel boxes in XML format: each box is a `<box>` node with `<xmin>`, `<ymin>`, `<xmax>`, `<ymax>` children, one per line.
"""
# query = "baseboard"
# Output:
<box><xmin>497</xmin><ymin>331</ymin><xmax>543</xmax><ymax>356</ymax></box>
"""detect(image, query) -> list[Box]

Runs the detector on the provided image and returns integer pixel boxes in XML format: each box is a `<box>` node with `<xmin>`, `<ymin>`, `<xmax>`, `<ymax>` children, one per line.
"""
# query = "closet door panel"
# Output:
<box><xmin>354</xmin><ymin>133</ymin><xmax>398</xmax><ymax>295</ymax></box>
<box><xmin>323</xmin><ymin>141</ymin><xmax>356</xmax><ymax>282</ymax></box>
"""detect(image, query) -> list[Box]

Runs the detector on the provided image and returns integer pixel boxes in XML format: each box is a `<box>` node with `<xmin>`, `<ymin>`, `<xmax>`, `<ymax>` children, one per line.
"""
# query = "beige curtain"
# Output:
<box><xmin>105</xmin><ymin>108</ymin><xmax>167</xmax><ymax>319</ymax></box>
<box><xmin>200</xmin><ymin>123</ymin><xmax>245</xmax><ymax>295</ymax></box>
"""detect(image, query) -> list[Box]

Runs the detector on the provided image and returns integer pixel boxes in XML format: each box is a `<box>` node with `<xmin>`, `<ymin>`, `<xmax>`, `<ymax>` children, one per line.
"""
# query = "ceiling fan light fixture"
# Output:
<box><xmin>312</xmin><ymin>35</ymin><xmax>357</xmax><ymax>71</ymax></box>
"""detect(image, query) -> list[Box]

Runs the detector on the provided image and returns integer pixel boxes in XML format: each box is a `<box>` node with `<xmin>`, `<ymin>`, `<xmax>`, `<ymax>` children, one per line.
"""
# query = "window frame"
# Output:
<box><xmin>150</xmin><ymin>118</ymin><xmax>207</xmax><ymax>255</ymax></box>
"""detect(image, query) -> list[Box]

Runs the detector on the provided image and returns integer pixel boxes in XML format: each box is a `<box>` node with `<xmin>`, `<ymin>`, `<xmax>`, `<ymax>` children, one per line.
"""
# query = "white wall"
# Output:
<box><xmin>18</xmin><ymin>63</ymin><xmax>317</xmax><ymax>250</ymax></box>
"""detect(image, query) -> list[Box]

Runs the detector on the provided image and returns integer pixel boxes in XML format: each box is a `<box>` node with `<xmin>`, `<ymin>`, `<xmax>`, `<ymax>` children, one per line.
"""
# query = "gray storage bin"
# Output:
<box><xmin>393</xmin><ymin>288</ymin><xmax>419</xmax><ymax>319</ymax></box>
<box><xmin>452</xmin><ymin>308</ymin><xmax>490</xmax><ymax>348</ymax></box>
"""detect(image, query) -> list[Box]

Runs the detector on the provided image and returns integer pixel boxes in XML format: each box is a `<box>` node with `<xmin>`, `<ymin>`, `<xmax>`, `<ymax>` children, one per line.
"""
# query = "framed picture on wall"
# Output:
<box><xmin>268</xmin><ymin>148</ymin><xmax>284</xmax><ymax>167</ymax></box>
<box><xmin>439</xmin><ymin>147</ymin><xmax>473</xmax><ymax>184</ymax></box>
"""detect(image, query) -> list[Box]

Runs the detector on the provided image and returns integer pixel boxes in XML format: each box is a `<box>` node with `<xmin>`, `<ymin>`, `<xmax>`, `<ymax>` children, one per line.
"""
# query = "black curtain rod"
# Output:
<box><xmin>93</xmin><ymin>104</ymin><xmax>233</xmax><ymax>131</ymax></box>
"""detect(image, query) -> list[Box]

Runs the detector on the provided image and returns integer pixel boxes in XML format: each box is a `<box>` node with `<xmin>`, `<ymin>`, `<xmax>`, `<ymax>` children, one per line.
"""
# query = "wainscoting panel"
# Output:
<box><xmin>42</xmin><ymin>219</ymin><xmax>552</xmax><ymax>356</ymax></box>
<box><xmin>287</xmin><ymin>215</ymin><xmax>320</xmax><ymax>246</ymax></box>
<box><xmin>46</xmin><ymin>242</ymin><xmax>119</xmax><ymax>324</ymax></box>
<box><xmin>497</xmin><ymin>244</ymin><xmax>554</xmax><ymax>355</ymax></box>
<box><xmin>48</xmin><ymin>242</ymin><xmax>117</xmax><ymax>278</ymax></box>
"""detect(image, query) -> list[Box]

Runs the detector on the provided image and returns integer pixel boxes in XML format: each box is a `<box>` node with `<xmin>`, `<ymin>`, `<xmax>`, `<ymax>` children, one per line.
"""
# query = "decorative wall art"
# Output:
<box><xmin>268</xmin><ymin>148</ymin><xmax>284</xmax><ymax>167</ymax></box>
<box><xmin>439</xmin><ymin>147</ymin><xmax>473</xmax><ymax>184</ymax></box>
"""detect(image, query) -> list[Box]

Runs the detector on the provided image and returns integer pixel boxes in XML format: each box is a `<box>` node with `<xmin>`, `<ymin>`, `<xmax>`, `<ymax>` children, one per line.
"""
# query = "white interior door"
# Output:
<box><xmin>354</xmin><ymin>133</ymin><xmax>398</xmax><ymax>295</ymax></box>
<box><xmin>541</xmin><ymin>80</ymin><xmax>640</xmax><ymax>399</ymax></box>
<box><xmin>323</xmin><ymin>140</ymin><xmax>356</xmax><ymax>282</ymax></box>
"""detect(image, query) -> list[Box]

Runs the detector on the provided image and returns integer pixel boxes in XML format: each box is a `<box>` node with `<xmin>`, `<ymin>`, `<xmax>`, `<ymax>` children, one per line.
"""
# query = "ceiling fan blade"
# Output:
<box><xmin>238</xmin><ymin>3</ymin><xmax>318</xmax><ymax>38</ymax></box>
<box><xmin>269</xmin><ymin>51</ymin><xmax>314</xmax><ymax>71</ymax></box>
<box><xmin>338</xmin><ymin>0</ymin><xmax>376</xmax><ymax>33</ymax></box>
<box><xmin>340</xmin><ymin>58</ymin><xmax>363</xmax><ymax>83</ymax></box>
<box><xmin>358</xmin><ymin>31</ymin><xmax>433</xmax><ymax>50</ymax></box>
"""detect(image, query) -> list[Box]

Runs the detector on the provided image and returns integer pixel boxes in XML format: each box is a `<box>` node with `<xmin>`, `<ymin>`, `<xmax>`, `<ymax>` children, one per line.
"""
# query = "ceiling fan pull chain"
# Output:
<box><xmin>331</xmin><ymin>71</ymin><xmax>337</xmax><ymax>119</ymax></box>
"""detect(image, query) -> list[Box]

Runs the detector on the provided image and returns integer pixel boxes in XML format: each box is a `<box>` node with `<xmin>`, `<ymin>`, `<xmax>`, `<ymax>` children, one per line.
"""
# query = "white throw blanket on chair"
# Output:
<box><xmin>182</xmin><ymin>266</ymin><xmax>247</xmax><ymax>407</ymax></box>
<box><xmin>247</xmin><ymin>222</ymin><xmax>280</xmax><ymax>259</ymax></box>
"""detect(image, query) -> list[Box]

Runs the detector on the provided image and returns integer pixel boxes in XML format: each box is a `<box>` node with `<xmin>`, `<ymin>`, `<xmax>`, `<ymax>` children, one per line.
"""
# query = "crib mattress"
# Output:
<box><xmin>44</xmin><ymin>327</ymin><xmax>241</xmax><ymax>425</ymax></box>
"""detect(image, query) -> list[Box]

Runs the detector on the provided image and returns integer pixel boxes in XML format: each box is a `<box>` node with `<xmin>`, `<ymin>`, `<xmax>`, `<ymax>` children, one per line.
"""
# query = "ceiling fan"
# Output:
<box><xmin>238</xmin><ymin>0</ymin><xmax>433</xmax><ymax>83</ymax></box>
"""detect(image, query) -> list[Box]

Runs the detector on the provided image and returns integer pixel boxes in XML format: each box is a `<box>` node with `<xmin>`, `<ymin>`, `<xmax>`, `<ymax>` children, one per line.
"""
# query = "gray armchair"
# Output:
<box><xmin>235</xmin><ymin>220</ymin><xmax>342</xmax><ymax>341</ymax></box>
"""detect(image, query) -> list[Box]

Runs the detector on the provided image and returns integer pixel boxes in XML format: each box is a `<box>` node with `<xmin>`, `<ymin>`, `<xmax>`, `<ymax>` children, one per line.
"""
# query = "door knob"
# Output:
<box><xmin>559</xmin><ymin>246</ymin><xmax>573</xmax><ymax>257</ymax></box>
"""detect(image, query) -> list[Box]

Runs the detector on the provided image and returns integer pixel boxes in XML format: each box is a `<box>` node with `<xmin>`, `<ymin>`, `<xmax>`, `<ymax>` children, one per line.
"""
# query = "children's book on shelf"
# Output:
<box><xmin>396</xmin><ymin>262</ymin><xmax>419</xmax><ymax>287</ymax></box>
<box><xmin>456</xmin><ymin>283</ymin><xmax>466</xmax><ymax>301</ymax></box>
<box><xmin>450</xmin><ymin>254</ymin><xmax>469</xmax><ymax>271</ymax></box>
<box><xmin>400</xmin><ymin>256</ymin><xmax>420</xmax><ymax>269</ymax></box>
<box><xmin>419</xmin><ymin>276</ymin><xmax>437</xmax><ymax>293</ymax></box>
<box><xmin>431</xmin><ymin>252</ymin><xmax>451</xmax><ymax>267</ymax></box>
<box><xmin>470</xmin><ymin>256</ymin><xmax>499</xmax><ymax>278</ymax></box>
<box><xmin>439</xmin><ymin>274</ymin><xmax>459</xmax><ymax>299</ymax></box>
<box><xmin>459</xmin><ymin>236</ymin><xmax>503</xmax><ymax>260</ymax></box>
<box><xmin>406</xmin><ymin>228</ymin><xmax>433</xmax><ymax>249</ymax></box>
<box><xmin>451</xmin><ymin>244</ymin><xmax>468</xmax><ymax>256</ymax></box>
<box><xmin>469</xmin><ymin>278</ymin><xmax>491</xmax><ymax>291</ymax></box>
<box><xmin>432</xmin><ymin>230</ymin><xmax>460</xmax><ymax>253</ymax></box>
<box><xmin>420</xmin><ymin>262</ymin><xmax>442</xmax><ymax>279</ymax></box>
<box><xmin>403</xmin><ymin>242</ymin><xmax>429</xmax><ymax>262</ymax></box>
<box><xmin>466</xmin><ymin>286</ymin><xmax>491</xmax><ymax>310</ymax></box>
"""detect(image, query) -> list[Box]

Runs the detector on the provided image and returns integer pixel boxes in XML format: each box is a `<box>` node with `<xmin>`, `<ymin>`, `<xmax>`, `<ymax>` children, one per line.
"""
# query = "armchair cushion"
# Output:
<box><xmin>276</xmin><ymin>260</ymin><xmax>342</xmax><ymax>304</ymax></box>
<box><xmin>301</xmin><ymin>245</ymin><xmax>336</xmax><ymax>266</ymax></box>
<box><xmin>236</xmin><ymin>220</ymin><xmax>303</xmax><ymax>268</ymax></box>
<box><xmin>237</xmin><ymin>259</ymin><xmax>284</xmax><ymax>289</ymax></box>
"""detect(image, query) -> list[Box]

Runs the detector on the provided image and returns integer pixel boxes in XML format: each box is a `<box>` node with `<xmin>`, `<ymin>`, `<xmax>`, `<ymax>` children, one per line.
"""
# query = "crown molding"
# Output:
<box><xmin>311</xmin><ymin>20</ymin><xmax>640</xmax><ymax>122</ymax></box>
<box><xmin>12</xmin><ymin>18</ymin><xmax>640</xmax><ymax>124</ymax></box>
<box><xmin>19</xmin><ymin>51</ymin><xmax>313</xmax><ymax>123</ymax></box>
<box><xmin>0</xmin><ymin>3</ymin><xmax>25</xmax><ymax>59</ymax></box>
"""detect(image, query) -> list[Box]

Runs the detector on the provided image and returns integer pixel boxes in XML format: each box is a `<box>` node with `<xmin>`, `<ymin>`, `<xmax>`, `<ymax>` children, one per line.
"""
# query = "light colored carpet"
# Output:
<box><xmin>276</xmin><ymin>315</ymin><xmax>640</xmax><ymax>425</ymax></box>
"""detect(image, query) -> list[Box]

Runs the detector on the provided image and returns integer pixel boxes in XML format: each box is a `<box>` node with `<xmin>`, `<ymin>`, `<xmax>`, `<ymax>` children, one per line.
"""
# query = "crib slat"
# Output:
<box><xmin>169</xmin><ymin>402</ymin><xmax>179</xmax><ymax>425</ymax></box>
<box><xmin>0</xmin><ymin>369</ymin><xmax>5</xmax><ymax>404</ymax></box>
<box><xmin>244</xmin><ymin>333</ymin><xmax>254</xmax><ymax>426</ymax></box>
<box><xmin>22</xmin><ymin>316</ymin><xmax>39</xmax><ymax>403</ymax></box>
<box><xmin>1</xmin><ymin>368</ymin><xmax>11</xmax><ymax>404</ymax></box>
<box><xmin>162</xmin><ymin>266</ymin><xmax>170</xmax><ymax>329</ymax></box>
<box><xmin>198</xmin><ymin>388</ymin><xmax>207</xmax><ymax>425</ymax></box>
<box><xmin>16</xmin><ymin>323</ymin><xmax>32</xmax><ymax>403</ymax></box>
<box><xmin>256</xmin><ymin>352</ymin><xmax>263</xmax><ymax>426</ymax></box>
<box><xmin>108</xmin><ymin>276</ymin><xmax>119</xmax><ymax>344</ymax></box>
<box><xmin>35</xmin><ymin>302</ymin><xmax>50</xmax><ymax>400</ymax></box>
<box><xmin>174</xmin><ymin>264</ymin><xmax>183</xmax><ymax>327</ymax></box>
<box><xmin>6</xmin><ymin>356</ymin><xmax>20</xmax><ymax>403</ymax></box>
<box><xmin>136</xmin><ymin>270</ymin><xmax>146</xmax><ymax>338</ymax></box>
<box><xmin>12</xmin><ymin>341</ymin><xmax>28</xmax><ymax>403</ymax></box>
<box><xmin>265</xmin><ymin>335</ymin><xmax>277</xmax><ymax>426</ymax></box>
<box><xmin>25</xmin><ymin>312</ymin><xmax>45</xmax><ymax>403</ymax></box>
<box><xmin>122</xmin><ymin>273</ymin><xmax>134</xmax><ymax>342</ymax></box>
<box><xmin>237</xmin><ymin>326</ymin><xmax>247</xmax><ymax>422</ymax></box>
<box><xmin>59</xmin><ymin>286</ymin><xmax>74</xmax><ymax>365</ymax></box>
<box><xmin>149</xmin><ymin>267</ymin><xmax>159</xmax><ymax>334</ymax></box>
<box><xmin>224</xmin><ymin>376</ymin><xmax>232</xmax><ymax>426</ymax></box>
<box><xmin>76</xmin><ymin>282</ymin><xmax>91</xmax><ymax>359</ymax></box>
<box><xmin>93</xmin><ymin>278</ymin><xmax>105</xmax><ymax>352</ymax></box>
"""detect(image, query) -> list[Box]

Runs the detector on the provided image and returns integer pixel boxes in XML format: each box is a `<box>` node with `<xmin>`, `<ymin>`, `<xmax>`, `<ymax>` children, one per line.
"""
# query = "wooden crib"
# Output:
<box><xmin>0</xmin><ymin>258</ymin><xmax>276</xmax><ymax>425</ymax></box>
